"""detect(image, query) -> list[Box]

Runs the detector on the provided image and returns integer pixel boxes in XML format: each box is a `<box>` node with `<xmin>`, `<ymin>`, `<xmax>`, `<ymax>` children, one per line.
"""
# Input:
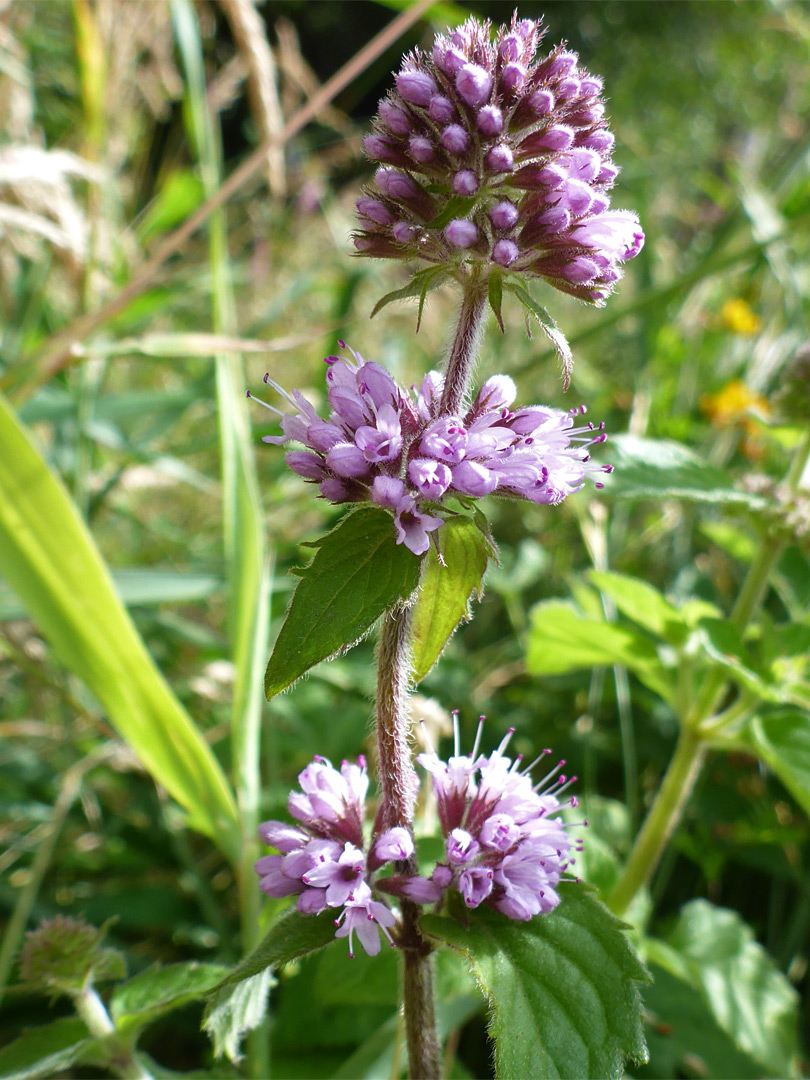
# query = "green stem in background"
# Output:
<box><xmin>609</xmin><ymin>428</ymin><xmax>810</xmax><ymax>918</ymax></box>
<box><xmin>439</xmin><ymin>270</ymin><xmax>488</xmax><ymax>416</ymax></box>
<box><xmin>74</xmin><ymin>984</ymin><xmax>153</xmax><ymax>1080</ymax></box>
<box><xmin>608</xmin><ymin>726</ymin><xmax>706</xmax><ymax>918</ymax></box>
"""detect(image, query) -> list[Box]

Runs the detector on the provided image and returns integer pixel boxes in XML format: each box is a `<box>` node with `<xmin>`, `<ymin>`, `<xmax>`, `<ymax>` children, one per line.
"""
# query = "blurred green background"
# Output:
<box><xmin>1</xmin><ymin>1</ymin><xmax>809</xmax><ymax>1076</ymax></box>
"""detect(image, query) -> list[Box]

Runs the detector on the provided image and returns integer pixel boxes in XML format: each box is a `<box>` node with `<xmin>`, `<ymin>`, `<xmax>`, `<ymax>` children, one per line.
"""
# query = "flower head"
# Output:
<box><xmin>256</xmin><ymin>754</ymin><xmax>411</xmax><ymax>957</ymax></box>
<box><xmin>379</xmin><ymin>713</ymin><xmax>584</xmax><ymax>921</ymax></box>
<box><xmin>250</xmin><ymin>346</ymin><xmax>611</xmax><ymax>555</ymax></box>
<box><xmin>354</xmin><ymin>14</ymin><xmax>643</xmax><ymax>305</ymax></box>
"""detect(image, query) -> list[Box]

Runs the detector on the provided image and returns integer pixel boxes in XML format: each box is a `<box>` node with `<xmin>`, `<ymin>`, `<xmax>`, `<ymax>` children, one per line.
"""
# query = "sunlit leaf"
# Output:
<box><xmin>588</xmin><ymin>570</ymin><xmax>688</xmax><ymax>645</ymax></box>
<box><xmin>664</xmin><ymin>900</ymin><xmax>800</xmax><ymax>1077</ymax></box>
<box><xmin>410</xmin><ymin>516</ymin><xmax>491</xmax><ymax>683</ymax></box>
<box><xmin>527</xmin><ymin>599</ymin><xmax>675</xmax><ymax>703</ymax></box>
<box><xmin>423</xmin><ymin>885</ymin><xmax>649</xmax><ymax>1080</ymax></box>
<box><xmin>602</xmin><ymin>435</ymin><xmax>772</xmax><ymax>507</ymax></box>
<box><xmin>743</xmin><ymin>710</ymin><xmax>810</xmax><ymax>817</ymax></box>
<box><xmin>111</xmin><ymin>961</ymin><xmax>228</xmax><ymax>1037</ymax></box>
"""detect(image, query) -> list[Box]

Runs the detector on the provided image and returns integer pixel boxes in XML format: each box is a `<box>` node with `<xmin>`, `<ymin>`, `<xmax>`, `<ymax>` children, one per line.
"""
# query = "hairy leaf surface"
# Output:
<box><xmin>423</xmin><ymin>885</ymin><xmax>649</xmax><ymax>1079</ymax></box>
<box><xmin>265</xmin><ymin>507</ymin><xmax>420</xmax><ymax>698</ymax></box>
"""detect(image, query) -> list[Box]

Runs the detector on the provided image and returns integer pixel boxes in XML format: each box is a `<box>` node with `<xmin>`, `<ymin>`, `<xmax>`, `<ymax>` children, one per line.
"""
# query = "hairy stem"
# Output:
<box><xmin>439</xmin><ymin>271</ymin><xmax>489</xmax><ymax>416</ymax></box>
<box><xmin>376</xmin><ymin>605</ymin><xmax>418</xmax><ymax>834</ymax></box>
<box><xmin>402</xmin><ymin>907</ymin><xmax>441</xmax><ymax>1080</ymax></box>
<box><xmin>376</xmin><ymin>608</ymin><xmax>440</xmax><ymax>1079</ymax></box>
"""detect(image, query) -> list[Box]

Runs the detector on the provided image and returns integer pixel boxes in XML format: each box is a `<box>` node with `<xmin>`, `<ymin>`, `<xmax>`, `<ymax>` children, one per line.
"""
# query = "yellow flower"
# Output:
<box><xmin>720</xmin><ymin>298</ymin><xmax>762</xmax><ymax>336</ymax></box>
<box><xmin>700</xmin><ymin>380</ymin><xmax>771</xmax><ymax>428</ymax></box>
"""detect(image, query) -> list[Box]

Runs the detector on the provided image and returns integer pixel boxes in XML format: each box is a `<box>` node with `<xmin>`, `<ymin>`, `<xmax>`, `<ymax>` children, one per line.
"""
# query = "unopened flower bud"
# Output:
<box><xmin>456</xmin><ymin>63</ymin><xmax>492</xmax><ymax>107</ymax></box>
<box><xmin>379</xmin><ymin>100</ymin><xmax>411</xmax><ymax>135</ymax></box>
<box><xmin>477</xmin><ymin>105</ymin><xmax>504</xmax><ymax>136</ymax></box>
<box><xmin>487</xmin><ymin>143</ymin><xmax>514</xmax><ymax>172</ymax></box>
<box><xmin>396</xmin><ymin>68</ymin><xmax>436</xmax><ymax>106</ymax></box>
<box><xmin>409</xmin><ymin>136</ymin><xmax>434</xmax><ymax>163</ymax></box>
<box><xmin>428</xmin><ymin>95</ymin><xmax>454</xmax><ymax>123</ymax></box>
<box><xmin>356</xmin><ymin>197</ymin><xmax>393</xmax><ymax>226</ymax></box>
<box><xmin>489</xmin><ymin>200</ymin><xmax>518</xmax><ymax>229</ymax></box>
<box><xmin>453</xmin><ymin>170</ymin><xmax>478</xmax><ymax>195</ymax></box>
<box><xmin>492</xmin><ymin>239</ymin><xmax>519</xmax><ymax>267</ymax></box>
<box><xmin>445</xmin><ymin>219</ymin><xmax>478</xmax><ymax>248</ymax></box>
<box><xmin>441</xmin><ymin>124</ymin><xmax>469</xmax><ymax>154</ymax></box>
<box><xmin>501</xmin><ymin>62</ymin><xmax>527</xmax><ymax>92</ymax></box>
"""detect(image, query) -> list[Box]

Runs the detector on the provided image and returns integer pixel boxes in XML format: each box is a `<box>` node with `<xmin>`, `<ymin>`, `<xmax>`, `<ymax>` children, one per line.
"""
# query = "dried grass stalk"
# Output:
<box><xmin>219</xmin><ymin>0</ymin><xmax>286</xmax><ymax>198</ymax></box>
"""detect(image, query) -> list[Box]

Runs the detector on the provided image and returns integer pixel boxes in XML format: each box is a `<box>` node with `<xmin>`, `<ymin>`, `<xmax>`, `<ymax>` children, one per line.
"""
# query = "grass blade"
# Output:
<box><xmin>0</xmin><ymin>391</ymin><xmax>239</xmax><ymax>853</ymax></box>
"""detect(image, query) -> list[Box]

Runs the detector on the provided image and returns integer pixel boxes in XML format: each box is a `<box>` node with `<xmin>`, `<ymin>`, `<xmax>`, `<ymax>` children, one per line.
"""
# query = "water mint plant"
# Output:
<box><xmin>247</xmin><ymin>13</ymin><xmax>649</xmax><ymax>1079</ymax></box>
<box><xmin>8</xmin><ymin>6</ymin><xmax>806</xmax><ymax>1080</ymax></box>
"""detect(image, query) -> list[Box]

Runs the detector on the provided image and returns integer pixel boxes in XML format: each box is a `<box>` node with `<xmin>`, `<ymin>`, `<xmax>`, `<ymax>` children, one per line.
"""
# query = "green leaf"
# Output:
<box><xmin>588</xmin><ymin>570</ymin><xmax>689</xmax><ymax>645</ymax></box>
<box><xmin>0</xmin><ymin>568</ymin><xmax>224</xmax><ymax>620</ymax></box>
<box><xmin>425</xmin><ymin>195</ymin><xmax>478</xmax><ymax>229</ymax></box>
<box><xmin>743</xmin><ymin>710</ymin><xmax>810</xmax><ymax>816</ymax></box>
<box><xmin>208</xmin><ymin>907</ymin><xmax>339</xmax><ymax>998</ymax></box>
<box><xmin>696</xmin><ymin>618</ymin><xmax>774</xmax><ymax>699</ymax></box>
<box><xmin>664</xmin><ymin>899</ymin><xmax>800</xmax><ymax>1077</ymax></box>
<box><xmin>0</xmin><ymin>391</ymin><xmax>239</xmax><ymax>853</ymax></box>
<box><xmin>527</xmin><ymin>600</ymin><xmax>675</xmax><ymax>703</ymax></box>
<box><xmin>370</xmin><ymin>266</ymin><xmax>450</xmax><ymax>319</ymax></box>
<box><xmin>488</xmin><ymin>270</ymin><xmax>505</xmax><ymax>332</ymax></box>
<box><xmin>203</xmin><ymin>969</ymin><xmax>275</xmax><ymax>1064</ymax></box>
<box><xmin>204</xmin><ymin>908</ymin><xmax>338</xmax><ymax>1061</ymax></box>
<box><xmin>642</xmin><ymin>961</ymin><xmax>768</xmax><ymax>1079</ymax></box>
<box><xmin>265</xmin><ymin>507</ymin><xmax>421</xmax><ymax>699</ymax></box>
<box><xmin>0</xmin><ymin>1018</ymin><xmax>102</xmax><ymax>1080</ymax></box>
<box><xmin>136</xmin><ymin>169</ymin><xmax>204</xmax><ymax>242</ymax></box>
<box><xmin>504</xmin><ymin>281</ymin><xmax>573</xmax><ymax>389</ymax></box>
<box><xmin>410</xmin><ymin>516</ymin><xmax>490</xmax><ymax>683</ymax></box>
<box><xmin>111</xmin><ymin>961</ymin><xmax>229</xmax><ymax>1037</ymax></box>
<box><xmin>423</xmin><ymin>885</ymin><xmax>649</xmax><ymax>1080</ymax></box>
<box><xmin>602</xmin><ymin>435</ymin><xmax>772</xmax><ymax>507</ymax></box>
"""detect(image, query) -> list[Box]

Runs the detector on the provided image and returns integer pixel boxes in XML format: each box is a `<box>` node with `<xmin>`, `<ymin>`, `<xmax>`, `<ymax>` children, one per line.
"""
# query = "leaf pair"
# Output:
<box><xmin>264</xmin><ymin>508</ymin><xmax>493</xmax><ymax>698</ymax></box>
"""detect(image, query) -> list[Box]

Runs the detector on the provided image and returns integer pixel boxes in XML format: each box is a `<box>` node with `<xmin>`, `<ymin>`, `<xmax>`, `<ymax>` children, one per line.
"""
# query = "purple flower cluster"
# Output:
<box><xmin>250</xmin><ymin>342</ymin><xmax>612</xmax><ymax>555</ymax></box>
<box><xmin>256</xmin><ymin>721</ymin><xmax>583</xmax><ymax>957</ymax></box>
<box><xmin>255</xmin><ymin>755</ymin><xmax>408</xmax><ymax>958</ymax></box>
<box><xmin>354</xmin><ymin>14</ymin><xmax>643</xmax><ymax>304</ymax></box>
<box><xmin>379</xmin><ymin>719</ymin><xmax>582</xmax><ymax>920</ymax></box>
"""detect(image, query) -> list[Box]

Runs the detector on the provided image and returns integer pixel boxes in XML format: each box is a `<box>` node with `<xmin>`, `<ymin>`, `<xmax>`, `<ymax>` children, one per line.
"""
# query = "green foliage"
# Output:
<box><xmin>650</xmin><ymin>900</ymin><xmax>800</xmax><ymax>1078</ymax></box>
<box><xmin>111</xmin><ymin>962</ymin><xmax>229</xmax><ymax>1038</ymax></box>
<box><xmin>264</xmin><ymin>507</ymin><xmax>421</xmax><ymax>698</ymax></box>
<box><xmin>743</xmin><ymin>710</ymin><xmax>810</xmax><ymax>817</ymax></box>
<box><xmin>424</xmin><ymin>886</ymin><xmax>650</xmax><ymax>1080</ymax></box>
<box><xmin>0</xmin><ymin>391</ymin><xmax>238</xmax><ymax>853</ymax></box>
<box><xmin>603</xmin><ymin>436</ymin><xmax>773</xmax><ymax>507</ymax></box>
<box><xmin>410</xmin><ymin>515</ymin><xmax>492</xmax><ymax>683</ymax></box>
<box><xmin>527</xmin><ymin>598</ymin><xmax>676</xmax><ymax>704</ymax></box>
<box><xmin>0</xmin><ymin>1019</ymin><xmax>103</xmax><ymax>1080</ymax></box>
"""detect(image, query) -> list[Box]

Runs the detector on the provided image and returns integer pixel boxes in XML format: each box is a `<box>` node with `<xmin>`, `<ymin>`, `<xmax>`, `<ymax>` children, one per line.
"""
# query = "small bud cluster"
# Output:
<box><xmin>19</xmin><ymin>915</ymin><xmax>125</xmax><ymax>998</ymax></box>
<box><xmin>250</xmin><ymin>343</ymin><xmax>611</xmax><ymax>555</ymax></box>
<box><xmin>379</xmin><ymin>718</ymin><xmax>582</xmax><ymax>920</ymax></box>
<box><xmin>257</xmin><ymin>720</ymin><xmax>582</xmax><ymax>955</ymax></box>
<box><xmin>354</xmin><ymin>14</ymin><xmax>643</xmax><ymax>304</ymax></box>
<box><xmin>255</xmin><ymin>755</ymin><xmax>405</xmax><ymax>958</ymax></box>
